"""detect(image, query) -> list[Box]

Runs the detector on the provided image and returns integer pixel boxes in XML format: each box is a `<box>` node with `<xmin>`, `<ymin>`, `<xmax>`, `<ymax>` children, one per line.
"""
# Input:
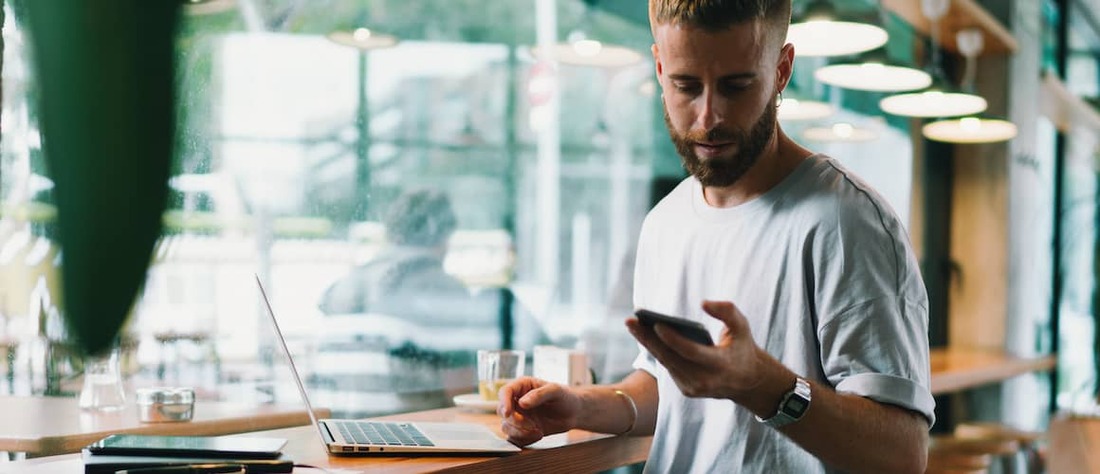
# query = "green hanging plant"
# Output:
<box><xmin>23</xmin><ymin>0</ymin><xmax>179</xmax><ymax>356</ymax></box>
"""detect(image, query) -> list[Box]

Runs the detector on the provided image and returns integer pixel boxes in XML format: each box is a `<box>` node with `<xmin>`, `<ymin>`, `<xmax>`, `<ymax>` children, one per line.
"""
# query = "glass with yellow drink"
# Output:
<box><xmin>476</xmin><ymin>349</ymin><xmax>525</xmax><ymax>401</ymax></box>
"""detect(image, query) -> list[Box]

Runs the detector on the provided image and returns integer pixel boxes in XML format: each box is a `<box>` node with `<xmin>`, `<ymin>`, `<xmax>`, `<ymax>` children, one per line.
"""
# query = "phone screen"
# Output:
<box><xmin>634</xmin><ymin>309</ymin><xmax>714</xmax><ymax>345</ymax></box>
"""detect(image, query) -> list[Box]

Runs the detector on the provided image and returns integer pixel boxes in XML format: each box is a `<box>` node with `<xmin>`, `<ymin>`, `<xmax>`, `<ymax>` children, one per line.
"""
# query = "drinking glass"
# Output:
<box><xmin>78</xmin><ymin>346</ymin><xmax>126</xmax><ymax>411</ymax></box>
<box><xmin>477</xmin><ymin>349</ymin><xmax>525</xmax><ymax>401</ymax></box>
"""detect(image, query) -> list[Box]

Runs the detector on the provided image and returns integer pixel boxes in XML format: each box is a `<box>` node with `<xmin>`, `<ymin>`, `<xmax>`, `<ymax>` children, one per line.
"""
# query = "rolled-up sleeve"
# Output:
<box><xmin>819</xmin><ymin>297</ymin><xmax>936</xmax><ymax>426</ymax></box>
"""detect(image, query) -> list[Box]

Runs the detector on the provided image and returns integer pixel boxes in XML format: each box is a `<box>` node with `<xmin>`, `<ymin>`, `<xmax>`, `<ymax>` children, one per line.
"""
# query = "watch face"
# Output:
<box><xmin>781</xmin><ymin>397</ymin><xmax>808</xmax><ymax>417</ymax></box>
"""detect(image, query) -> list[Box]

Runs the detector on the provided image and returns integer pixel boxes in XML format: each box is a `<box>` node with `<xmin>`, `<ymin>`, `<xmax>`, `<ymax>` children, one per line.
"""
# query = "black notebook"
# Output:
<box><xmin>81</xmin><ymin>449</ymin><xmax>294</xmax><ymax>474</ymax></box>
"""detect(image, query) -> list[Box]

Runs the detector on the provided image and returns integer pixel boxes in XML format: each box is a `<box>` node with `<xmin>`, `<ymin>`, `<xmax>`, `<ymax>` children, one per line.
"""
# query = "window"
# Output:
<box><xmin>0</xmin><ymin>1</ymin><xmax>918</xmax><ymax>418</ymax></box>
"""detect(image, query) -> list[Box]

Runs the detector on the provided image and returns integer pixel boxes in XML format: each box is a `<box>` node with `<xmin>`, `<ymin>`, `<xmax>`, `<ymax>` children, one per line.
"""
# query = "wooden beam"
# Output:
<box><xmin>1040</xmin><ymin>70</ymin><xmax>1100</xmax><ymax>134</ymax></box>
<box><xmin>881</xmin><ymin>0</ymin><xmax>1018</xmax><ymax>55</ymax></box>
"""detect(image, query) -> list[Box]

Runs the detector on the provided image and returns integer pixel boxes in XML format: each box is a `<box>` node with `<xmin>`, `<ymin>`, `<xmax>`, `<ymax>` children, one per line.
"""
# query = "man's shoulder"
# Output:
<box><xmin>784</xmin><ymin>155</ymin><xmax>902</xmax><ymax>231</ymax></box>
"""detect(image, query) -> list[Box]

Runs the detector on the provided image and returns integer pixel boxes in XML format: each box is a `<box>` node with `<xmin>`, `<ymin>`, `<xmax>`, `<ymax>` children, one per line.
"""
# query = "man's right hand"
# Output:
<box><xmin>497</xmin><ymin>376</ymin><xmax>583</xmax><ymax>446</ymax></box>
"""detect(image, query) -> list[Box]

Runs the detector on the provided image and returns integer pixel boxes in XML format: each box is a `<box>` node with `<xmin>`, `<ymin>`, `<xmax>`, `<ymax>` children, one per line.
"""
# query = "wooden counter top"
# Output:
<box><xmin>0</xmin><ymin>395</ymin><xmax>327</xmax><ymax>457</ymax></box>
<box><xmin>0</xmin><ymin>407</ymin><xmax>653</xmax><ymax>474</ymax></box>
<box><xmin>930</xmin><ymin>348</ymin><xmax>1056</xmax><ymax>395</ymax></box>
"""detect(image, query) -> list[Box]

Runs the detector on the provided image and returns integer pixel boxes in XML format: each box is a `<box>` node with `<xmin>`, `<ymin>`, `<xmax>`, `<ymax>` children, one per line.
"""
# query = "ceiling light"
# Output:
<box><xmin>788</xmin><ymin>1</ymin><xmax>888</xmax><ymax>57</ymax></box>
<box><xmin>531</xmin><ymin>31</ymin><xmax>643</xmax><ymax>68</ymax></box>
<box><xmin>922</xmin><ymin>117</ymin><xmax>1018</xmax><ymax>143</ymax></box>
<box><xmin>803</xmin><ymin>123</ymin><xmax>877</xmax><ymax>142</ymax></box>
<box><xmin>778</xmin><ymin>98</ymin><xmax>835</xmax><ymax>121</ymax></box>
<box><xmin>879</xmin><ymin>87</ymin><xmax>988</xmax><ymax>118</ymax></box>
<box><xmin>327</xmin><ymin>27</ymin><xmax>399</xmax><ymax>50</ymax></box>
<box><xmin>879</xmin><ymin>0</ymin><xmax>989</xmax><ymax>118</ymax></box>
<box><xmin>814</xmin><ymin>49</ymin><xmax>932</xmax><ymax>92</ymax></box>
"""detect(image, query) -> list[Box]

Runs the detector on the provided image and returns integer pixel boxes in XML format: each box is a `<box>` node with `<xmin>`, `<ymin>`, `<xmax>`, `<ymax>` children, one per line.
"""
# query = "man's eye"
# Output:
<box><xmin>721</xmin><ymin>83</ymin><xmax>750</xmax><ymax>94</ymax></box>
<box><xmin>673</xmin><ymin>83</ymin><xmax>700</xmax><ymax>93</ymax></box>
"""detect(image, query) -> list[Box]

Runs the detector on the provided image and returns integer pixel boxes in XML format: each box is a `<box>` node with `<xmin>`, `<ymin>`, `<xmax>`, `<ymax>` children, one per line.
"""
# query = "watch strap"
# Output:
<box><xmin>755</xmin><ymin>376</ymin><xmax>811</xmax><ymax>428</ymax></box>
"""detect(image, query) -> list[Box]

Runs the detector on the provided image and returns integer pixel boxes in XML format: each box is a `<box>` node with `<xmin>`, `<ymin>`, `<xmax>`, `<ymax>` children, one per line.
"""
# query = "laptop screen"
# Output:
<box><xmin>255</xmin><ymin>274</ymin><xmax>329</xmax><ymax>445</ymax></box>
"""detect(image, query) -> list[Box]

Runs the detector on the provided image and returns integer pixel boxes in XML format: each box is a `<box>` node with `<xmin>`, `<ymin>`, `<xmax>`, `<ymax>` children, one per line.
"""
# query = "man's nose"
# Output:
<box><xmin>697</xmin><ymin>89</ymin><xmax>726</xmax><ymax>132</ymax></box>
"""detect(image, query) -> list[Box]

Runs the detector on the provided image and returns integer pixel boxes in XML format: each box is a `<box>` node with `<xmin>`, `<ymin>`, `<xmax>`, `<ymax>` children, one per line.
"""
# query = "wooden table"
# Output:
<box><xmin>0</xmin><ymin>395</ymin><xmax>328</xmax><ymax>457</ymax></box>
<box><xmin>1048</xmin><ymin>414</ymin><xmax>1100</xmax><ymax>474</ymax></box>
<box><xmin>0</xmin><ymin>407</ymin><xmax>653</xmax><ymax>473</ymax></box>
<box><xmin>929</xmin><ymin>348</ymin><xmax>1056</xmax><ymax>395</ymax></box>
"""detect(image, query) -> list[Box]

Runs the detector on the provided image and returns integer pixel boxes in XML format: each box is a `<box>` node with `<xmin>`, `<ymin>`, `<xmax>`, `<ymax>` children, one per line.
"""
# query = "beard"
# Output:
<box><xmin>664</xmin><ymin>101</ymin><xmax>776</xmax><ymax>188</ymax></box>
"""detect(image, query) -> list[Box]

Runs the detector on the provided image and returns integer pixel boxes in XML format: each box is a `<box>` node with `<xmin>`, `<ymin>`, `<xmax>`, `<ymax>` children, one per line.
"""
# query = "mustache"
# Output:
<box><xmin>684</xmin><ymin>126</ymin><xmax>739</xmax><ymax>144</ymax></box>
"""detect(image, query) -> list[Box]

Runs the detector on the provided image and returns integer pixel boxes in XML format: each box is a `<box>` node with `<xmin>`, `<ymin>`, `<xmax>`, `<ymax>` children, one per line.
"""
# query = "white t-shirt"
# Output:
<box><xmin>632</xmin><ymin>154</ymin><xmax>935</xmax><ymax>474</ymax></box>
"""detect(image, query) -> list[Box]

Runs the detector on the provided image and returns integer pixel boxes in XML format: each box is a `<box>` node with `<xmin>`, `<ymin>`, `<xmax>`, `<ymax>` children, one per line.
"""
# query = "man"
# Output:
<box><xmin>497</xmin><ymin>1</ymin><xmax>934</xmax><ymax>472</ymax></box>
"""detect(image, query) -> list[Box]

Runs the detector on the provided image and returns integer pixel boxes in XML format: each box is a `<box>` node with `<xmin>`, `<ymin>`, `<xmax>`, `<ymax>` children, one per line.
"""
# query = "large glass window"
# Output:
<box><xmin>0</xmin><ymin>0</ymin><xmax>918</xmax><ymax>418</ymax></box>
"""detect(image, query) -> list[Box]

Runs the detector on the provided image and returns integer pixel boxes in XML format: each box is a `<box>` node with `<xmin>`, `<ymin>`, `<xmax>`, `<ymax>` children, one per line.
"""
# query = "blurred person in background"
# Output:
<box><xmin>320</xmin><ymin>189</ymin><xmax>544</xmax><ymax>410</ymax></box>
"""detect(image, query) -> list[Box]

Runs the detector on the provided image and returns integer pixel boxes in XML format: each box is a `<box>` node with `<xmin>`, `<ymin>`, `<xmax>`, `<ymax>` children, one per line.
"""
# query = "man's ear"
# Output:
<box><xmin>652</xmin><ymin>43</ymin><xmax>662</xmax><ymax>79</ymax></box>
<box><xmin>775</xmin><ymin>42</ymin><xmax>795</xmax><ymax>93</ymax></box>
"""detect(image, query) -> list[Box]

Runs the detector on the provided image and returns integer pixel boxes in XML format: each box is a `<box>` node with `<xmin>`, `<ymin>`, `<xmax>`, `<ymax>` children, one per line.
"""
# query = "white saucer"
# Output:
<box><xmin>453</xmin><ymin>393</ymin><xmax>499</xmax><ymax>412</ymax></box>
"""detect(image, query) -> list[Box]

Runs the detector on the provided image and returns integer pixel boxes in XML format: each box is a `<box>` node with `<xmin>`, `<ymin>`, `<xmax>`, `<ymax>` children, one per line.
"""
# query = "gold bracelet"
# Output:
<box><xmin>613</xmin><ymin>389</ymin><xmax>637</xmax><ymax>436</ymax></box>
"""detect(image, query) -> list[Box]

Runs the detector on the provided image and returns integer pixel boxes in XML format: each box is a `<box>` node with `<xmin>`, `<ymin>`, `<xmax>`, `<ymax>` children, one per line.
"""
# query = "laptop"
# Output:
<box><xmin>255</xmin><ymin>275</ymin><xmax>521</xmax><ymax>455</ymax></box>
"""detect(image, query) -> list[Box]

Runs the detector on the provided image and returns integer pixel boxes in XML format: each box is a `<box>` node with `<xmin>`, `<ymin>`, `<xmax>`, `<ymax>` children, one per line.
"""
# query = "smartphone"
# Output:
<box><xmin>634</xmin><ymin>309</ymin><xmax>714</xmax><ymax>345</ymax></box>
<box><xmin>86</xmin><ymin>434</ymin><xmax>287</xmax><ymax>459</ymax></box>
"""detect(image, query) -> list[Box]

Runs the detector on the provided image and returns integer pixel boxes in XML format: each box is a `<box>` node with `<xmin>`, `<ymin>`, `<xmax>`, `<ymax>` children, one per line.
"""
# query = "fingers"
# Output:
<box><xmin>498</xmin><ymin>377</ymin><xmax>541</xmax><ymax>417</ymax></box>
<box><xmin>497</xmin><ymin>378</ymin><xmax>565</xmax><ymax>447</ymax></box>
<box><xmin>500</xmin><ymin>410</ymin><xmax>543</xmax><ymax>447</ymax></box>
<box><xmin>626</xmin><ymin>318</ymin><xmax>697</xmax><ymax>370</ymax></box>
<box><xmin>702</xmin><ymin>300</ymin><xmax>751</xmax><ymax>338</ymax></box>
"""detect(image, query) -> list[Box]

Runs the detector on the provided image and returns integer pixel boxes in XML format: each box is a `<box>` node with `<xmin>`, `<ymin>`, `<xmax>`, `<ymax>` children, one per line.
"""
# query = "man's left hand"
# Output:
<box><xmin>626</xmin><ymin>300</ymin><xmax>768</xmax><ymax>400</ymax></box>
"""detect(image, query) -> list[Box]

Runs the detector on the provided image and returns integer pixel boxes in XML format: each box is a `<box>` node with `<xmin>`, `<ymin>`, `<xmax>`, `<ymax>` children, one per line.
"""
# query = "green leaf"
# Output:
<box><xmin>25</xmin><ymin>0</ymin><xmax>179</xmax><ymax>356</ymax></box>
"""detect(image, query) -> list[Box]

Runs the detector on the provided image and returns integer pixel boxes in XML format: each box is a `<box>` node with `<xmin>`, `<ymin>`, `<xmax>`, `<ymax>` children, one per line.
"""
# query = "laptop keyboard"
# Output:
<box><xmin>334</xmin><ymin>421</ymin><xmax>435</xmax><ymax>447</ymax></box>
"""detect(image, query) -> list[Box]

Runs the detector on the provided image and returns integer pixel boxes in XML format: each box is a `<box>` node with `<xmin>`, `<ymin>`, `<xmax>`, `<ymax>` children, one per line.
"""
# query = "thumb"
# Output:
<box><xmin>702</xmin><ymin>300</ymin><xmax>751</xmax><ymax>337</ymax></box>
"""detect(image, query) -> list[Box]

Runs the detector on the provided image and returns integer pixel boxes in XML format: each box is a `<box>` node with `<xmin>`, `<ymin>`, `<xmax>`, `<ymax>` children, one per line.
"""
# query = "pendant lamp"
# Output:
<box><xmin>922</xmin><ymin>117</ymin><xmax>1017</xmax><ymax>143</ymax></box>
<box><xmin>778</xmin><ymin>97</ymin><xmax>835</xmax><ymax>121</ymax></box>
<box><xmin>922</xmin><ymin>29</ymin><xmax>1018</xmax><ymax>143</ymax></box>
<box><xmin>814</xmin><ymin>48</ymin><xmax>932</xmax><ymax>92</ymax></box>
<box><xmin>879</xmin><ymin>0</ymin><xmax>987</xmax><ymax>118</ymax></box>
<box><xmin>530</xmin><ymin>1</ymin><xmax>643</xmax><ymax>68</ymax></box>
<box><xmin>532</xmin><ymin>30</ymin><xmax>644</xmax><ymax>68</ymax></box>
<box><xmin>803</xmin><ymin>122</ymin><xmax>877</xmax><ymax>142</ymax></box>
<box><xmin>328</xmin><ymin>27</ymin><xmax>399</xmax><ymax>50</ymax></box>
<box><xmin>788</xmin><ymin>0</ymin><xmax>888</xmax><ymax>57</ymax></box>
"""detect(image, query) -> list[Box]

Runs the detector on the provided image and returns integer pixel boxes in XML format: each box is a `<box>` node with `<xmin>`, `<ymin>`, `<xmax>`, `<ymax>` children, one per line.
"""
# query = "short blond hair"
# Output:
<box><xmin>649</xmin><ymin>0</ymin><xmax>791</xmax><ymax>41</ymax></box>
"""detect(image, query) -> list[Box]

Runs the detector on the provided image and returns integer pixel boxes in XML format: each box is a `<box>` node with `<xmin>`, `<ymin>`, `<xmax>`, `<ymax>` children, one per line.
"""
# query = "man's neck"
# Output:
<box><xmin>701</xmin><ymin>129</ymin><xmax>812</xmax><ymax>208</ymax></box>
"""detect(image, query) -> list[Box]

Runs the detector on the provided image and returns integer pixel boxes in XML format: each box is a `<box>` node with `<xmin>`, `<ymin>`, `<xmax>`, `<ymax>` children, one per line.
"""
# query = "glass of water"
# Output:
<box><xmin>78</xmin><ymin>346</ymin><xmax>126</xmax><ymax>411</ymax></box>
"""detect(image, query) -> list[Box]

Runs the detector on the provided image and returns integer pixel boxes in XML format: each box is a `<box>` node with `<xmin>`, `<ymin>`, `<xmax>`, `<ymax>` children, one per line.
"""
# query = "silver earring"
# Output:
<box><xmin>776</xmin><ymin>91</ymin><xmax>783</xmax><ymax>108</ymax></box>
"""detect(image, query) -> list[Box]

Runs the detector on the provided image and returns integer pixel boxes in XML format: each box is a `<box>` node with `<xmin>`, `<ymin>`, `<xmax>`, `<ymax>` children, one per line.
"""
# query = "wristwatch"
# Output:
<box><xmin>756</xmin><ymin>377</ymin><xmax>811</xmax><ymax>428</ymax></box>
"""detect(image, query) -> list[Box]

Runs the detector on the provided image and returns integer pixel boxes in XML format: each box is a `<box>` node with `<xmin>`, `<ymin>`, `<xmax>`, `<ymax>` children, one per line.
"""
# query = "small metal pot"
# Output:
<box><xmin>135</xmin><ymin>387</ymin><xmax>195</xmax><ymax>422</ymax></box>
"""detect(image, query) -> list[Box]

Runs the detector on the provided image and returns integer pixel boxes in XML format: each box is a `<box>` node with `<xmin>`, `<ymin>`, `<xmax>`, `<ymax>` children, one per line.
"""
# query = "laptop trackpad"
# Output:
<box><xmin>416</xmin><ymin>422</ymin><xmax>518</xmax><ymax>450</ymax></box>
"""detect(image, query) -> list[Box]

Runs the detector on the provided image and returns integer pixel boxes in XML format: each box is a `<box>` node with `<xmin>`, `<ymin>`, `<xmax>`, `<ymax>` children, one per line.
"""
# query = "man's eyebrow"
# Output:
<box><xmin>667</xmin><ymin>72</ymin><xmax>757</xmax><ymax>81</ymax></box>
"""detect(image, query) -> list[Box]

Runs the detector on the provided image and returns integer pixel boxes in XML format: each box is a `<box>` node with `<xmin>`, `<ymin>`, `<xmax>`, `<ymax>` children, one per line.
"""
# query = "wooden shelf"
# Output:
<box><xmin>882</xmin><ymin>0</ymin><xmax>1017</xmax><ymax>55</ymax></box>
<box><xmin>930</xmin><ymin>348</ymin><xmax>1056</xmax><ymax>395</ymax></box>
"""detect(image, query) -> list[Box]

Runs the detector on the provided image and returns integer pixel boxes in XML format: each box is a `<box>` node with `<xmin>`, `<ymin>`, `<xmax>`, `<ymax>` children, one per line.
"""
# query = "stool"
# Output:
<box><xmin>954</xmin><ymin>422</ymin><xmax>1044</xmax><ymax>474</ymax></box>
<box><xmin>928</xmin><ymin>435</ymin><xmax>1019</xmax><ymax>474</ymax></box>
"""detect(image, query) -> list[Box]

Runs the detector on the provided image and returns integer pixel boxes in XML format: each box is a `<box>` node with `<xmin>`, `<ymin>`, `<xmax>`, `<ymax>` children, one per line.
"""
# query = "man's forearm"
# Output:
<box><xmin>734</xmin><ymin>349</ymin><xmax>929</xmax><ymax>474</ymax></box>
<box><xmin>574</xmin><ymin>370</ymin><xmax>658</xmax><ymax>436</ymax></box>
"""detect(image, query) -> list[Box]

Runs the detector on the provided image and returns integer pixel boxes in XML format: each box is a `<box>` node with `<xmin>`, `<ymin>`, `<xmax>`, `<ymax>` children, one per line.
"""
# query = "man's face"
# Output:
<box><xmin>653</xmin><ymin>21</ymin><xmax>787</xmax><ymax>187</ymax></box>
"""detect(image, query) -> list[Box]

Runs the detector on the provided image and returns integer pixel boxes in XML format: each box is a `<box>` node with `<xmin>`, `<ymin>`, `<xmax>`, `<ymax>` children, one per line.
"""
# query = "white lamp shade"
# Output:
<box><xmin>328</xmin><ymin>29</ymin><xmax>399</xmax><ymax>50</ymax></box>
<box><xmin>922</xmin><ymin>117</ymin><xmax>1018</xmax><ymax>143</ymax></box>
<box><xmin>787</xmin><ymin>21</ymin><xmax>889</xmax><ymax>57</ymax></box>
<box><xmin>879</xmin><ymin>90</ymin><xmax>988</xmax><ymax>118</ymax></box>
<box><xmin>814</xmin><ymin>63</ymin><xmax>932</xmax><ymax>92</ymax></box>
<box><xmin>778</xmin><ymin>98</ymin><xmax>834</xmax><ymax>121</ymax></box>
<box><xmin>531</xmin><ymin>41</ymin><xmax>644</xmax><ymax>68</ymax></box>
<box><xmin>803</xmin><ymin>123</ymin><xmax>877</xmax><ymax>142</ymax></box>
